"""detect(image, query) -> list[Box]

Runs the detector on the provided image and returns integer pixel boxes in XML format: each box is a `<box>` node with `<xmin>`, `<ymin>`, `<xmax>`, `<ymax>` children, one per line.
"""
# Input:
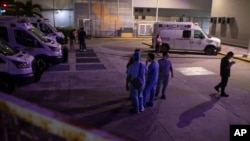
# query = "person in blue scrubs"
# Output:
<box><xmin>126</xmin><ymin>52</ymin><xmax>147</xmax><ymax>114</ymax></box>
<box><xmin>156</xmin><ymin>52</ymin><xmax>174</xmax><ymax>99</ymax></box>
<box><xmin>126</xmin><ymin>49</ymin><xmax>140</xmax><ymax>100</ymax></box>
<box><xmin>143</xmin><ymin>53</ymin><xmax>159</xmax><ymax>107</ymax></box>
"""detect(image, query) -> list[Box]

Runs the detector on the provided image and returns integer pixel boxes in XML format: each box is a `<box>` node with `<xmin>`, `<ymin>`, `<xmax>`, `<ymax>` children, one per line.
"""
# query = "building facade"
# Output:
<box><xmin>16</xmin><ymin>0</ymin><xmax>211</xmax><ymax>37</ymax></box>
<box><xmin>210</xmin><ymin>0</ymin><xmax>250</xmax><ymax>47</ymax></box>
<box><xmin>73</xmin><ymin>0</ymin><xmax>212</xmax><ymax>37</ymax></box>
<box><xmin>14</xmin><ymin>0</ymin><xmax>250</xmax><ymax>48</ymax></box>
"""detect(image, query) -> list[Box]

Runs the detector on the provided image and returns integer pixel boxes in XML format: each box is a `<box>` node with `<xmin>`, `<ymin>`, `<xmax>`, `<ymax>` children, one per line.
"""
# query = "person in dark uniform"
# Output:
<box><xmin>214</xmin><ymin>51</ymin><xmax>235</xmax><ymax>97</ymax></box>
<box><xmin>78</xmin><ymin>28</ymin><xmax>87</xmax><ymax>51</ymax></box>
<box><xmin>69</xmin><ymin>29</ymin><xmax>76</xmax><ymax>51</ymax></box>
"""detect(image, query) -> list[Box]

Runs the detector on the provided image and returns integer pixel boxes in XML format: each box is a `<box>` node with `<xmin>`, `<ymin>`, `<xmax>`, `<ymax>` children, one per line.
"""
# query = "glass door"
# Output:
<box><xmin>138</xmin><ymin>24</ymin><xmax>152</xmax><ymax>36</ymax></box>
<box><xmin>77</xmin><ymin>18</ymin><xmax>91</xmax><ymax>36</ymax></box>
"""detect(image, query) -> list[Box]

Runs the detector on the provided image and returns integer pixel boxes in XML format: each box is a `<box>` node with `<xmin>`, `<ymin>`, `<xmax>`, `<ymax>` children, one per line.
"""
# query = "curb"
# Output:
<box><xmin>142</xmin><ymin>41</ymin><xmax>250</xmax><ymax>63</ymax></box>
<box><xmin>218</xmin><ymin>52</ymin><xmax>250</xmax><ymax>63</ymax></box>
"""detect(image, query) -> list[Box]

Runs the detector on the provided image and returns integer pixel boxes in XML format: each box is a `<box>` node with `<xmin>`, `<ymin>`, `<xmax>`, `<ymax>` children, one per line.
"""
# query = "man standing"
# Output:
<box><xmin>214</xmin><ymin>51</ymin><xmax>235</xmax><ymax>97</ymax></box>
<box><xmin>155</xmin><ymin>34</ymin><xmax>162</xmax><ymax>56</ymax></box>
<box><xmin>156</xmin><ymin>52</ymin><xmax>173</xmax><ymax>99</ymax></box>
<box><xmin>78</xmin><ymin>28</ymin><xmax>87</xmax><ymax>51</ymax></box>
<box><xmin>143</xmin><ymin>53</ymin><xmax>159</xmax><ymax>107</ymax></box>
<box><xmin>126</xmin><ymin>52</ymin><xmax>147</xmax><ymax>114</ymax></box>
<box><xmin>69</xmin><ymin>29</ymin><xmax>76</xmax><ymax>51</ymax></box>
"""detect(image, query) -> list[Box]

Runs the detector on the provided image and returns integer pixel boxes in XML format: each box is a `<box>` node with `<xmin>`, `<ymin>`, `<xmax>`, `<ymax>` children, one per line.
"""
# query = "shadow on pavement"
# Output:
<box><xmin>177</xmin><ymin>93</ymin><xmax>220</xmax><ymax>128</ymax></box>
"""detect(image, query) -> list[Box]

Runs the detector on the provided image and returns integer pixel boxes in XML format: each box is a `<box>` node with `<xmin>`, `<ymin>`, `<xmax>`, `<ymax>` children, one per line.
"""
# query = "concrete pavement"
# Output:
<box><xmin>7</xmin><ymin>38</ymin><xmax>250</xmax><ymax>141</ymax></box>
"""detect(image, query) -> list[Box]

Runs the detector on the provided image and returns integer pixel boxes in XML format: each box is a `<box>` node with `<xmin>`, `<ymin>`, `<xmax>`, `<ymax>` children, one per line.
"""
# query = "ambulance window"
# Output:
<box><xmin>183</xmin><ymin>30</ymin><xmax>191</xmax><ymax>38</ymax></box>
<box><xmin>0</xmin><ymin>40</ymin><xmax>17</xmax><ymax>56</ymax></box>
<box><xmin>194</xmin><ymin>30</ymin><xmax>203</xmax><ymax>38</ymax></box>
<box><xmin>39</xmin><ymin>23</ymin><xmax>52</xmax><ymax>34</ymax></box>
<box><xmin>0</xmin><ymin>27</ymin><xmax>9</xmax><ymax>42</ymax></box>
<box><xmin>14</xmin><ymin>30</ymin><xmax>40</xmax><ymax>48</ymax></box>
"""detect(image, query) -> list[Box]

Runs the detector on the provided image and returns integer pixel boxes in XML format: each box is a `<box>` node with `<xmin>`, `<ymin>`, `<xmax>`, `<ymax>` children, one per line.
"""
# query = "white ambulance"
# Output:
<box><xmin>0</xmin><ymin>38</ymin><xmax>34</xmax><ymax>93</ymax></box>
<box><xmin>0</xmin><ymin>17</ymin><xmax>63</xmax><ymax>71</ymax></box>
<box><xmin>28</xmin><ymin>17</ymin><xmax>67</xmax><ymax>45</ymax></box>
<box><xmin>28</xmin><ymin>17</ymin><xmax>68</xmax><ymax>63</ymax></box>
<box><xmin>152</xmin><ymin>22</ymin><xmax>221</xmax><ymax>55</ymax></box>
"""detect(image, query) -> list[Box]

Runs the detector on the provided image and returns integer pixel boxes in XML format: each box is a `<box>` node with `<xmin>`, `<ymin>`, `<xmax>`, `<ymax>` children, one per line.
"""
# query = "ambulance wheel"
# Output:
<box><xmin>205</xmin><ymin>46</ymin><xmax>216</xmax><ymax>55</ymax></box>
<box><xmin>0</xmin><ymin>75</ymin><xmax>16</xmax><ymax>94</ymax></box>
<box><xmin>35</xmin><ymin>56</ymin><xmax>49</xmax><ymax>71</ymax></box>
<box><xmin>62</xmin><ymin>46</ymin><xmax>68</xmax><ymax>63</ymax></box>
<box><xmin>33</xmin><ymin>63</ymin><xmax>43</xmax><ymax>83</ymax></box>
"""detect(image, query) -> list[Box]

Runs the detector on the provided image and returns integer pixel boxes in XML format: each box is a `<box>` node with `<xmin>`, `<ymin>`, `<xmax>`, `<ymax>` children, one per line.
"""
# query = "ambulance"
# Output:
<box><xmin>27</xmin><ymin>17</ymin><xmax>68</xmax><ymax>63</ymax></box>
<box><xmin>0</xmin><ymin>17</ymin><xmax>63</xmax><ymax>71</ymax></box>
<box><xmin>28</xmin><ymin>17</ymin><xmax>67</xmax><ymax>45</ymax></box>
<box><xmin>0</xmin><ymin>38</ymin><xmax>34</xmax><ymax>93</ymax></box>
<box><xmin>152</xmin><ymin>22</ymin><xmax>221</xmax><ymax>55</ymax></box>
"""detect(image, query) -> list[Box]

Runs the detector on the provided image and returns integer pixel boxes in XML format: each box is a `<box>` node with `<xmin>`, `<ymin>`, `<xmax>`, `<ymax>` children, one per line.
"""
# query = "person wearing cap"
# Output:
<box><xmin>126</xmin><ymin>52</ymin><xmax>147</xmax><ymax>114</ymax></box>
<box><xmin>214</xmin><ymin>51</ymin><xmax>236</xmax><ymax>97</ymax></box>
<box><xmin>126</xmin><ymin>49</ymin><xmax>140</xmax><ymax>100</ymax></box>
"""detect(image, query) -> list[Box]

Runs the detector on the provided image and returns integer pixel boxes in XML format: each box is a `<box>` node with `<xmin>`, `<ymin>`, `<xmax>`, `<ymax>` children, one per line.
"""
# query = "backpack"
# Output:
<box><xmin>131</xmin><ymin>63</ymin><xmax>143</xmax><ymax>89</ymax></box>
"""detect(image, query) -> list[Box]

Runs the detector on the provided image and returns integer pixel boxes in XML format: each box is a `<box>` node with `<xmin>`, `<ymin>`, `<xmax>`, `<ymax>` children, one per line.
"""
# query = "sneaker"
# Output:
<box><xmin>130</xmin><ymin>109</ymin><xmax>139</xmax><ymax>114</ymax></box>
<box><xmin>214</xmin><ymin>86</ymin><xmax>220</xmax><ymax>92</ymax></box>
<box><xmin>220</xmin><ymin>93</ymin><xmax>229</xmax><ymax>97</ymax></box>
<box><xmin>140</xmin><ymin>108</ymin><xmax>145</xmax><ymax>112</ymax></box>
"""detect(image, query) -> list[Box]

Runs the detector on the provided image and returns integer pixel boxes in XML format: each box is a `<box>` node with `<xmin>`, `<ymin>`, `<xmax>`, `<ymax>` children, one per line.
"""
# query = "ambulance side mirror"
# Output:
<box><xmin>199</xmin><ymin>34</ymin><xmax>205</xmax><ymax>39</ymax></box>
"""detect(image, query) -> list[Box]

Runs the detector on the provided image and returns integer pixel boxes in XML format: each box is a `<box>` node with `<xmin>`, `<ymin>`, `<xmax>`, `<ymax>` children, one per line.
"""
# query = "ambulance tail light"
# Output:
<box><xmin>3</xmin><ymin>3</ymin><xmax>7</xmax><ymax>8</ymax></box>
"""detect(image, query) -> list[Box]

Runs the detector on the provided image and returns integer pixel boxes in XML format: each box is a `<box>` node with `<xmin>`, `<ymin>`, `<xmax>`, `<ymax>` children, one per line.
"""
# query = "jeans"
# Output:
<box><xmin>79</xmin><ymin>40</ymin><xmax>86</xmax><ymax>50</ymax></box>
<box><xmin>215</xmin><ymin>76</ymin><xmax>229</xmax><ymax>94</ymax></box>
<box><xmin>156</xmin><ymin>75</ymin><xmax>170</xmax><ymax>97</ymax></box>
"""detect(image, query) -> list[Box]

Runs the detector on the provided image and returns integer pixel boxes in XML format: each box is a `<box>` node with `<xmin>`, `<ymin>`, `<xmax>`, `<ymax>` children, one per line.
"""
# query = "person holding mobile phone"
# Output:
<box><xmin>214</xmin><ymin>51</ymin><xmax>236</xmax><ymax>97</ymax></box>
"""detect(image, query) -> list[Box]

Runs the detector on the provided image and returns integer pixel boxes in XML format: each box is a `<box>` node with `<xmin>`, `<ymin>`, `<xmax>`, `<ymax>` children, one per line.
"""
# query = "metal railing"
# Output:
<box><xmin>0</xmin><ymin>92</ymin><xmax>130</xmax><ymax>141</ymax></box>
